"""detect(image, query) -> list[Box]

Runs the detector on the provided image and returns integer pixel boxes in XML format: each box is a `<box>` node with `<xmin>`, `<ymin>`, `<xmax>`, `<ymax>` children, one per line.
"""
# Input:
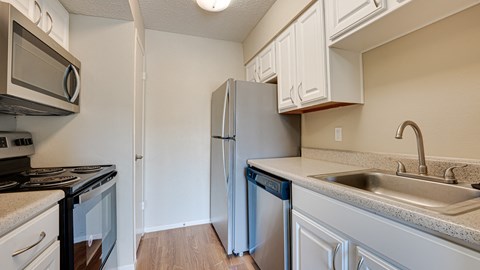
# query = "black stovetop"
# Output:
<box><xmin>0</xmin><ymin>163</ymin><xmax>116</xmax><ymax>195</ymax></box>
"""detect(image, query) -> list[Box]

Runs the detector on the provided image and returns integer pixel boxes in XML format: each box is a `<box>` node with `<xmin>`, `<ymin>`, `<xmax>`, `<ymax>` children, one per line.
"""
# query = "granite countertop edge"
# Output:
<box><xmin>0</xmin><ymin>190</ymin><xmax>65</xmax><ymax>237</ymax></box>
<box><xmin>247</xmin><ymin>157</ymin><xmax>480</xmax><ymax>251</ymax></box>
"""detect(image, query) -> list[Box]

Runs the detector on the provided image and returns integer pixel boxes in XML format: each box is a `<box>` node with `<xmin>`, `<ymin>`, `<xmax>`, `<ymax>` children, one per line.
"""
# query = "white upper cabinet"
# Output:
<box><xmin>257</xmin><ymin>43</ymin><xmax>276</xmax><ymax>82</ymax></box>
<box><xmin>329</xmin><ymin>0</ymin><xmax>386</xmax><ymax>40</ymax></box>
<box><xmin>1</xmin><ymin>0</ymin><xmax>69</xmax><ymax>49</ymax></box>
<box><xmin>325</xmin><ymin>0</ymin><xmax>480</xmax><ymax>51</ymax></box>
<box><xmin>245</xmin><ymin>42</ymin><xmax>277</xmax><ymax>83</ymax></box>
<box><xmin>295</xmin><ymin>2</ymin><xmax>327</xmax><ymax>106</ymax></box>
<box><xmin>275</xmin><ymin>1</ymin><xmax>363</xmax><ymax>114</ymax></box>
<box><xmin>245</xmin><ymin>59</ymin><xmax>258</xmax><ymax>82</ymax></box>
<box><xmin>276</xmin><ymin>24</ymin><xmax>297</xmax><ymax>111</ymax></box>
<box><xmin>40</xmin><ymin>0</ymin><xmax>69</xmax><ymax>49</ymax></box>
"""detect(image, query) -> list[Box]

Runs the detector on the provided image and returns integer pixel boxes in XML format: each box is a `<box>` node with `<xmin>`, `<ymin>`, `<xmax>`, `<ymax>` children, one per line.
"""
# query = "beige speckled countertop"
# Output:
<box><xmin>0</xmin><ymin>190</ymin><xmax>64</xmax><ymax>237</ymax></box>
<box><xmin>248</xmin><ymin>157</ymin><xmax>480</xmax><ymax>252</ymax></box>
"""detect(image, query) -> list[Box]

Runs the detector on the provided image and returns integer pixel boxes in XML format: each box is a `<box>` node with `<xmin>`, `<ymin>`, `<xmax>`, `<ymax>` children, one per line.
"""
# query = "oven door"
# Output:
<box><xmin>73</xmin><ymin>177</ymin><xmax>117</xmax><ymax>270</ymax></box>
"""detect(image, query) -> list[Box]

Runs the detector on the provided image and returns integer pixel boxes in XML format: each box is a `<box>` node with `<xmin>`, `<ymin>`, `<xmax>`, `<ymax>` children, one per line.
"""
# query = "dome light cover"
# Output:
<box><xmin>196</xmin><ymin>0</ymin><xmax>231</xmax><ymax>12</ymax></box>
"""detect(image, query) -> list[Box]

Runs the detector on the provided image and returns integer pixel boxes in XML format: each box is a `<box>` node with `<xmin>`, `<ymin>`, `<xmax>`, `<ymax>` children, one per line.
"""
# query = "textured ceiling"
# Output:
<box><xmin>59</xmin><ymin>0</ymin><xmax>276</xmax><ymax>42</ymax></box>
<box><xmin>59</xmin><ymin>0</ymin><xmax>133</xmax><ymax>21</ymax></box>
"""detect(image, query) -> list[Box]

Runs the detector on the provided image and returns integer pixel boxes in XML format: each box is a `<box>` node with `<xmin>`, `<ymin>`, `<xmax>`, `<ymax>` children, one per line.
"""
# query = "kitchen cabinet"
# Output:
<box><xmin>0</xmin><ymin>205</ymin><xmax>60</xmax><ymax>270</ymax></box>
<box><xmin>0</xmin><ymin>0</ymin><xmax>69</xmax><ymax>49</ymax></box>
<box><xmin>325</xmin><ymin>0</ymin><xmax>479</xmax><ymax>52</ymax></box>
<box><xmin>292</xmin><ymin>184</ymin><xmax>480</xmax><ymax>270</ymax></box>
<box><xmin>276</xmin><ymin>1</ymin><xmax>363</xmax><ymax>114</ymax></box>
<box><xmin>292</xmin><ymin>209</ymin><xmax>348</xmax><ymax>270</ymax></box>
<box><xmin>327</xmin><ymin>0</ymin><xmax>387</xmax><ymax>41</ymax></box>
<box><xmin>245</xmin><ymin>42</ymin><xmax>276</xmax><ymax>83</ymax></box>
<box><xmin>354</xmin><ymin>246</ymin><xmax>400</xmax><ymax>270</ymax></box>
<box><xmin>39</xmin><ymin>0</ymin><xmax>69</xmax><ymax>49</ymax></box>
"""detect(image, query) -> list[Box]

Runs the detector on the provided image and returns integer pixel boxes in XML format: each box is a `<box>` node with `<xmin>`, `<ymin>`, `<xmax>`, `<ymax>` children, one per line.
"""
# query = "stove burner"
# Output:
<box><xmin>72</xmin><ymin>166</ymin><xmax>102</xmax><ymax>174</ymax></box>
<box><xmin>0</xmin><ymin>181</ymin><xmax>19</xmax><ymax>190</ymax></box>
<box><xmin>26</xmin><ymin>167</ymin><xmax>65</xmax><ymax>176</ymax></box>
<box><xmin>23</xmin><ymin>175</ymin><xmax>80</xmax><ymax>188</ymax></box>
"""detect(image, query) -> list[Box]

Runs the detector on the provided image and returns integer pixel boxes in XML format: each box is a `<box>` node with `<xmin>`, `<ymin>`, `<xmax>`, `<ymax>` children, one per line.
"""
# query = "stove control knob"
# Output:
<box><xmin>14</xmin><ymin>139</ymin><xmax>24</xmax><ymax>146</ymax></box>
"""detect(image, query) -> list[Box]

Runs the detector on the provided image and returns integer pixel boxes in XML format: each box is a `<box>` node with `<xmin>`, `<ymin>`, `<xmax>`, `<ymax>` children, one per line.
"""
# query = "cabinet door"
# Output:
<box><xmin>2</xmin><ymin>0</ymin><xmax>30</xmax><ymax>16</ymax></box>
<box><xmin>328</xmin><ymin>0</ymin><xmax>386</xmax><ymax>40</ymax></box>
<box><xmin>245</xmin><ymin>59</ymin><xmax>258</xmax><ymax>82</ymax></box>
<box><xmin>295</xmin><ymin>1</ymin><xmax>327</xmax><ymax>105</ymax></box>
<box><xmin>40</xmin><ymin>0</ymin><xmax>69</xmax><ymax>49</ymax></box>
<box><xmin>292</xmin><ymin>210</ymin><xmax>348</xmax><ymax>270</ymax></box>
<box><xmin>257</xmin><ymin>43</ymin><xmax>276</xmax><ymax>82</ymax></box>
<box><xmin>354</xmin><ymin>246</ymin><xmax>401</xmax><ymax>270</ymax></box>
<box><xmin>24</xmin><ymin>241</ymin><xmax>60</xmax><ymax>270</ymax></box>
<box><xmin>276</xmin><ymin>24</ymin><xmax>297</xmax><ymax>112</ymax></box>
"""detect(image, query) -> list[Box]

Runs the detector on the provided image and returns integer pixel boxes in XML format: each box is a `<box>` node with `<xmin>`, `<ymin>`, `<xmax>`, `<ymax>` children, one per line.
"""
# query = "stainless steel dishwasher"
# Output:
<box><xmin>247</xmin><ymin>167</ymin><xmax>290</xmax><ymax>270</ymax></box>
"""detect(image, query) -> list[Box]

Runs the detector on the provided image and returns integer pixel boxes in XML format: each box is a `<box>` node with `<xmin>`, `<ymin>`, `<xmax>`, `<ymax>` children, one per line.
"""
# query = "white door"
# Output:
<box><xmin>133</xmin><ymin>29</ymin><xmax>145</xmax><ymax>253</ymax></box>
<box><xmin>245</xmin><ymin>59</ymin><xmax>258</xmax><ymax>82</ymax></box>
<box><xmin>292</xmin><ymin>210</ymin><xmax>348</xmax><ymax>270</ymax></box>
<box><xmin>295</xmin><ymin>1</ymin><xmax>327</xmax><ymax>105</ymax></box>
<box><xmin>257</xmin><ymin>43</ymin><xmax>276</xmax><ymax>82</ymax></box>
<box><xmin>276</xmin><ymin>24</ymin><xmax>297</xmax><ymax>112</ymax></box>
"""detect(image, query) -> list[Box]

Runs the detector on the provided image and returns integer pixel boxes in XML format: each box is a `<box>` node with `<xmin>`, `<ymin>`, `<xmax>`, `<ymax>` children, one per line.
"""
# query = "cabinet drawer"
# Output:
<box><xmin>24</xmin><ymin>240</ymin><xmax>60</xmax><ymax>270</ymax></box>
<box><xmin>0</xmin><ymin>205</ymin><xmax>59</xmax><ymax>270</ymax></box>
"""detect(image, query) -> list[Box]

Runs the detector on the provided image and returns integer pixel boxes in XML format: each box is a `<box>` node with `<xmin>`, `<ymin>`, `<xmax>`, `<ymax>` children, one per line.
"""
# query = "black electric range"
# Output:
<box><xmin>0</xmin><ymin>132</ymin><xmax>118</xmax><ymax>270</ymax></box>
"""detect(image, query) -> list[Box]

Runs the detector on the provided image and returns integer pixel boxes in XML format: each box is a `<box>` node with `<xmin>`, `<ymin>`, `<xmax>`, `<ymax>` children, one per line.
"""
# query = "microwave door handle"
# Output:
<box><xmin>70</xmin><ymin>65</ymin><xmax>81</xmax><ymax>102</ymax></box>
<box><xmin>78</xmin><ymin>178</ymin><xmax>116</xmax><ymax>204</ymax></box>
<box><xmin>63</xmin><ymin>65</ymin><xmax>81</xmax><ymax>103</ymax></box>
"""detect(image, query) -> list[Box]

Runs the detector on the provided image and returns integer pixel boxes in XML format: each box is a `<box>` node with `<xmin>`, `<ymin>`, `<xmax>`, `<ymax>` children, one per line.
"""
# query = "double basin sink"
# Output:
<box><xmin>310</xmin><ymin>170</ymin><xmax>480</xmax><ymax>215</ymax></box>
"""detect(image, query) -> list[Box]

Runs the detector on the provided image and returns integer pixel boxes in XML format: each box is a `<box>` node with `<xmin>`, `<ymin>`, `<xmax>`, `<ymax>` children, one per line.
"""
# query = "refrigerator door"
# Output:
<box><xmin>210</xmin><ymin>79</ymin><xmax>235</xmax><ymax>254</ymax></box>
<box><xmin>211</xmin><ymin>79</ymin><xmax>234</xmax><ymax>138</ymax></box>
<box><xmin>210</xmin><ymin>137</ymin><xmax>232</xmax><ymax>253</ymax></box>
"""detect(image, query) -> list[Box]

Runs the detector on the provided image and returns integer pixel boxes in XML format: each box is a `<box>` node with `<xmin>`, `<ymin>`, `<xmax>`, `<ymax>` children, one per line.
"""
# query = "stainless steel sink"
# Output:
<box><xmin>310</xmin><ymin>170</ymin><xmax>480</xmax><ymax>215</ymax></box>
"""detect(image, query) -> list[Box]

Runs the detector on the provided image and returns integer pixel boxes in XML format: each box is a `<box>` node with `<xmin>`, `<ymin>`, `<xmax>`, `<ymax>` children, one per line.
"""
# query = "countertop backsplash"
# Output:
<box><xmin>302</xmin><ymin>148</ymin><xmax>480</xmax><ymax>184</ymax></box>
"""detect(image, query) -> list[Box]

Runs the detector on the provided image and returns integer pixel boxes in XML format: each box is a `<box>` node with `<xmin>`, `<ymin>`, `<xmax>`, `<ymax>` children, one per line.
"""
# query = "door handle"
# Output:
<box><xmin>135</xmin><ymin>154</ymin><xmax>143</xmax><ymax>161</ymax></box>
<box><xmin>33</xmin><ymin>1</ymin><xmax>42</xmax><ymax>26</ymax></box>
<box><xmin>45</xmin><ymin>11</ymin><xmax>53</xmax><ymax>35</ymax></box>
<box><xmin>12</xmin><ymin>232</ymin><xmax>46</xmax><ymax>257</ymax></box>
<box><xmin>332</xmin><ymin>243</ymin><xmax>340</xmax><ymax>270</ymax></box>
<box><xmin>63</xmin><ymin>65</ymin><xmax>81</xmax><ymax>103</ymax></box>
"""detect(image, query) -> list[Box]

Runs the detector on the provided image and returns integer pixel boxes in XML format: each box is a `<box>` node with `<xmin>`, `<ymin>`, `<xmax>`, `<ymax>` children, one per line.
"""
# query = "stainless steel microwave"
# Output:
<box><xmin>0</xmin><ymin>2</ymin><xmax>81</xmax><ymax>115</ymax></box>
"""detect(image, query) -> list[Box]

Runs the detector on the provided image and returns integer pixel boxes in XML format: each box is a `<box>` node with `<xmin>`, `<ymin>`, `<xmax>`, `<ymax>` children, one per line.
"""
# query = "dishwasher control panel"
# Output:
<box><xmin>246</xmin><ymin>167</ymin><xmax>290</xmax><ymax>200</ymax></box>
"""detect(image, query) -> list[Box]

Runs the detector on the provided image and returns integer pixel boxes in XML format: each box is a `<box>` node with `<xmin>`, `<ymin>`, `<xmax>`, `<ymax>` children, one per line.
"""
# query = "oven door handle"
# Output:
<box><xmin>78</xmin><ymin>178</ymin><xmax>116</xmax><ymax>204</ymax></box>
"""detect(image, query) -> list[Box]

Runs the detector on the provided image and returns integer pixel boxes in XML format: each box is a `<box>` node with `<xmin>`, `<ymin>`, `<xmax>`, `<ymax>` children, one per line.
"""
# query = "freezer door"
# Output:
<box><xmin>210</xmin><ymin>136</ymin><xmax>233</xmax><ymax>254</ymax></box>
<box><xmin>211</xmin><ymin>79</ymin><xmax>234</xmax><ymax>138</ymax></box>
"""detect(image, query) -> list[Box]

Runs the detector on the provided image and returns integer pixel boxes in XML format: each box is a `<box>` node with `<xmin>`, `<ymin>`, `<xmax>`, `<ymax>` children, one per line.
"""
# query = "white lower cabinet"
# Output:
<box><xmin>0</xmin><ymin>205</ymin><xmax>60</xmax><ymax>270</ymax></box>
<box><xmin>292</xmin><ymin>210</ymin><xmax>348</xmax><ymax>270</ymax></box>
<box><xmin>292</xmin><ymin>184</ymin><xmax>480</xmax><ymax>270</ymax></box>
<box><xmin>353</xmin><ymin>246</ymin><xmax>400</xmax><ymax>270</ymax></box>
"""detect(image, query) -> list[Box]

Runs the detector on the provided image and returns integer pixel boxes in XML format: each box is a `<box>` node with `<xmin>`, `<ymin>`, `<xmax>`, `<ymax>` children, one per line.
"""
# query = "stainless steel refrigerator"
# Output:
<box><xmin>210</xmin><ymin>79</ymin><xmax>300</xmax><ymax>255</ymax></box>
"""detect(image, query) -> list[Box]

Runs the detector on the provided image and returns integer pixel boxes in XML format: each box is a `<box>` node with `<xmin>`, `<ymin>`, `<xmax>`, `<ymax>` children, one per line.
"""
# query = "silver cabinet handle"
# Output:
<box><xmin>12</xmin><ymin>231</ymin><xmax>46</xmax><ymax>257</ymax></box>
<box><xmin>332</xmin><ymin>243</ymin><xmax>340</xmax><ymax>270</ymax></box>
<box><xmin>135</xmin><ymin>154</ymin><xmax>143</xmax><ymax>161</ymax></box>
<box><xmin>373</xmin><ymin>0</ymin><xmax>380</xmax><ymax>8</ymax></box>
<box><xmin>289</xmin><ymin>86</ymin><xmax>294</xmax><ymax>104</ymax></box>
<box><xmin>254</xmin><ymin>66</ymin><xmax>260</xmax><ymax>82</ymax></box>
<box><xmin>297</xmin><ymin>82</ymin><xmax>303</xmax><ymax>102</ymax></box>
<box><xmin>33</xmin><ymin>1</ymin><xmax>42</xmax><ymax>26</ymax></box>
<box><xmin>45</xmin><ymin>11</ymin><xmax>53</xmax><ymax>34</ymax></box>
<box><xmin>356</xmin><ymin>256</ymin><xmax>365</xmax><ymax>270</ymax></box>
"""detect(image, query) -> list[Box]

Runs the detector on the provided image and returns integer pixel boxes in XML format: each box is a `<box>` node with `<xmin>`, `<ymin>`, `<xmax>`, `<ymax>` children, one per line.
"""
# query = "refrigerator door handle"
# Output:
<box><xmin>221</xmin><ymin>81</ymin><xmax>230</xmax><ymax>138</ymax></box>
<box><xmin>222</xmin><ymin>139</ymin><xmax>229</xmax><ymax>190</ymax></box>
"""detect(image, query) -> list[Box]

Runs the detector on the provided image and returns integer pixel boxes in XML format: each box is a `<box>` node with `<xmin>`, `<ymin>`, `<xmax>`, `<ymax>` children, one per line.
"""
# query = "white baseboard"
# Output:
<box><xmin>145</xmin><ymin>219</ymin><xmax>211</xmax><ymax>233</ymax></box>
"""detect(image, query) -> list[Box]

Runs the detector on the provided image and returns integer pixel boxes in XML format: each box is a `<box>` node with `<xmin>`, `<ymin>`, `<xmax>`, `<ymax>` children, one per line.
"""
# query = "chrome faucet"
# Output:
<box><xmin>394</xmin><ymin>120</ymin><xmax>465</xmax><ymax>184</ymax></box>
<box><xmin>395</xmin><ymin>120</ymin><xmax>427</xmax><ymax>175</ymax></box>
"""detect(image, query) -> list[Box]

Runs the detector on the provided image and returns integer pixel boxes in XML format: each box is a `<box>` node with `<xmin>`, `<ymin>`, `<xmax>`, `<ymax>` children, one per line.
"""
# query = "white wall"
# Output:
<box><xmin>144</xmin><ymin>30</ymin><xmax>244</xmax><ymax>231</ymax></box>
<box><xmin>16</xmin><ymin>15</ymin><xmax>136</xmax><ymax>268</ymax></box>
<box><xmin>0</xmin><ymin>116</ymin><xmax>16</xmax><ymax>131</ymax></box>
<box><xmin>302</xmin><ymin>5</ymin><xmax>480</xmax><ymax>160</ymax></box>
<box><xmin>242</xmin><ymin>0</ymin><xmax>314</xmax><ymax>63</ymax></box>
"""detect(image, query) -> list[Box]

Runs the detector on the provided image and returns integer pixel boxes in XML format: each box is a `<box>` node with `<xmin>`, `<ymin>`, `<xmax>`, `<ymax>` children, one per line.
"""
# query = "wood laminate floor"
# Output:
<box><xmin>136</xmin><ymin>224</ymin><xmax>260</xmax><ymax>270</ymax></box>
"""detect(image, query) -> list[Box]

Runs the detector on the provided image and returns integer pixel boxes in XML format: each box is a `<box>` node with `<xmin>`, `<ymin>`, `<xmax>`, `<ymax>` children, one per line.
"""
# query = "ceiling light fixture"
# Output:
<box><xmin>196</xmin><ymin>0</ymin><xmax>231</xmax><ymax>12</ymax></box>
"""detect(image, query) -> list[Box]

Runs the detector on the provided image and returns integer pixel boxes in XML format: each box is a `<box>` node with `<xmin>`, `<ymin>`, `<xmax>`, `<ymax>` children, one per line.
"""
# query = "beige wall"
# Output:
<box><xmin>302</xmin><ymin>5</ymin><xmax>480</xmax><ymax>160</ymax></box>
<box><xmin>144</xmin><ymin>30</ymin><xmax>245</xmax><ymax>230</ymax></box>
<box><xmin>0</xmin><ymin>116</ymin><xmax>16</xmax><ymax>131</ymax></box>
<box><xmin>16</xmin><ymin>15</ymin><xmax>137</xmax><ymax>268</ymax></box>
<box><xmin>242</xmin><ymin>0</ymin><xmax>314</xmax><ymax>63</ymax></box>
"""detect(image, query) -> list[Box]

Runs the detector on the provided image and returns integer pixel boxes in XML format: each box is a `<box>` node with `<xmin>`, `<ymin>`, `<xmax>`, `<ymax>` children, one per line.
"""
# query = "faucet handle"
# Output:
<box><xmin>444</xmin><ymin>164</ymin><xmax>467</xmax><ymax>183</ymax></box>
<box><xmin>396</xmin><ymin>161</ymin><xmax>406</xmax><ymax>174</ymax></box>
